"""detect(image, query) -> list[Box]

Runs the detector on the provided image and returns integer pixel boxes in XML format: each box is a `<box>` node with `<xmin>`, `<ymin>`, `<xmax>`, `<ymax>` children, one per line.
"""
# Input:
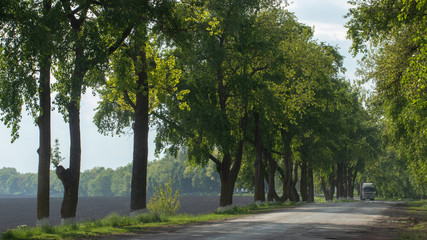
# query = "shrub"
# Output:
<box><xmin>102</xmin><ymin>213</ymin><xmax>131</xmax><ymax>227</ymax></box>
<box><xmin>147</xmin><ymin>178</ymin><xmax>181</xmax><ymax>216</ymax></box>
<box><xmin>2</xmin><ymin>225</ymin><xmax>33</xmax><ymax>240</ymax></box>
<box><xmin>135</xmin><ymin>213</ymin><xmax>164</xmax><ymax>223</ymax></box>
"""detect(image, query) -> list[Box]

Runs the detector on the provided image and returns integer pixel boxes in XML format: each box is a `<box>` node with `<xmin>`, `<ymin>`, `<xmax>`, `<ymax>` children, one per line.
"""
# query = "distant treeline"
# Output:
<box><xmin>2</xmin><ymin>149</ymin><xmax>423</xmax><ymax>199</ymax></box>
<box><xmin>0</xmin><ymin>152</ymin><xmax>220</xmax><ymax>197</ymax></box>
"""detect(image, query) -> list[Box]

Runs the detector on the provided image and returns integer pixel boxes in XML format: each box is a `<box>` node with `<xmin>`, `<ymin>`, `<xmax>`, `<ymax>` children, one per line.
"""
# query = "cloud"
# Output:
<box><xmin>283</xmin><ymin>0</ymin><xmax>350</xmax><ymax>42</ymax></box>
<box><xmin>302</xmin><ymin>21</ymin><xmax>348</xmax><ymax>42</ymax></box>
<box><xmin>287</xmin><ymin>0</ymin><xmax>350</xmax><ymax>11</ymax></box>
<box><xmin>285</xmin><ymin>0</ymin><xmax>351</xmax><ymax>24</ymax></box>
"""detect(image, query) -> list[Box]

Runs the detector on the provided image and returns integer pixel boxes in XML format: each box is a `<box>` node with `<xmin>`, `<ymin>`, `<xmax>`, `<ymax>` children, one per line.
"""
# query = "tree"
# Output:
<box><xmin>361</xmin><ymin>143</ymin><xmax>420</xmax><ymax>199</ymax></box>
<box><xmin>52</xmin><ymin>0</ymin><xmax>131</xmax><ymax>223</ymax></box>
<box><xmin>147</xmin><ymin>151</ymin><xmax>220</xmax><ymax>195</ymax></box>
<box><xmin>346</xmin><ymin>0</ymin><xmax>427</xmax><ymax>192</ymax></box>
<box><xmin>0</xmin><ymin>0</ymin><xmax>65</xmax><ymax>225</ymax></box>
<box><xmin>155</xmin><ymin>0</ymin><xmax>288</xmax><ymax>207</ymax></box>
<box><xmin>261</xmin><ymin>28</ymin><xmax>346</xmax><ymax>202</ymax></box>
<box><xmin>245</xmin><ymin>8</ymin><xmax>303</xmax><ymax>203</ymax></box>
<box><xmin>0</xmin><ymin>167</ymin><xmax>18</xmax><ymax>194</ymax></box>
<box><xmin>111</xmin><ymin>164</ymin><xmax>132</xmax><ymax>197</ymax></box>
<box><xmin>87</xmin><ymin>168</ymin><xmax>114</xmax><ymax>197</ymax></box>
<box><xmin>94</xmin><ymin>0</ymin><xmax>182</xmax><ymax>214</ymax></box>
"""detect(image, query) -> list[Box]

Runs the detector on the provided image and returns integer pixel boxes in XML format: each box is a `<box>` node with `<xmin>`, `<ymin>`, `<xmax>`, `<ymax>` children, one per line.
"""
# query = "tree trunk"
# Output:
<box><xmin>57</xmin><ymin>43</ymin><xmax>85</xmax><ymax>223</ymax></box>
<box><xmin>56</xmin><ymin>100</ymin><xmax>81</xmax><ymax>223</ymax></box>
<box><xmin>265</xmin><ymin>151</ymin><xmax>281</xmax><ymax>202</ymax></box>
<box><xmin>218</xmin><ymin>154</ymin><xmax>234</xmax><ymax>207</ymax></box>
<box><xmin>36</xmin><ymin>0</ymin><xmax>53</xmax><ymax>226</ymax></box>
<box><xmin>336</xmin><ymin>162</ymin><xmax>344</xmax><ymax>200</ymax></box>
<box><xmin>291</xmin><ymin>161</ymin><xmax>300</xmax><ymax>202</ymax></box>
<box><xmin>321</xmin><ymin>176</ymin><xmax>334</xmax><ymax>201</ymax></box>
<box><xmin>321</xmin><ymin>178</ymin><xmax>330</xmax><ymax>201</ymax></box>
<box><xmin>347</xmin><ymin>168</ymin><xmax>357</xmax><ymax>199</ymax></box>
<box><xmin>300</xmin><ymin>161</ymin><xmax>308</xmax><ymax>202</ymax></box>
<box><xmin>329</xmin><ymin>168</ymin><xmax>335</xmax><ymax>201</ymax></box>
<box><xmin>66</xmin><ymin>103</ymin><xmax>81</xmax><ymax>217</ymax></box>
<box><xmin>37</xmin><ymin>59</ymin><xmax>51</xmax><ymax>226</ymax></box>
<box><xmin>216</xmin><ymin>116</ymin><xmax>246</xmax><ymax>208</ymax></box>
<box><xmin>343</xmin><ymin>164</ymin><xmax>348</xmax><ymax>198</ymax></box>
<box><xmin>253</xmin><ymin>112</ymin><xmax>265</xmax><ymax>202</ymax></box>
<box><xmin>281</xmin><ymin>130</ymin><xmax>293</xmax><ymax>201</ymax></box>
<box><xmin>219</xmin><ymin>167</ymin><xmax>234</xmax><ymax>207</ymax></box>
<box><xmin>308</xmin><ymin>167</ymin><xmax>314</xmax><ymax>203</ymax></box>
<box><xmin>321</xmin><ymin>166</ymin><xmax>335</xmax><ymax>201</ymax></box>
<box><xmin>130</xmin><ymin>45</ymin><xmax>149</xmax><ymax>214</ymax></box>
<box><xmin>335</xmin><ymin>163</ymin><xmax>341</xmax><ymax>200</ymax></box>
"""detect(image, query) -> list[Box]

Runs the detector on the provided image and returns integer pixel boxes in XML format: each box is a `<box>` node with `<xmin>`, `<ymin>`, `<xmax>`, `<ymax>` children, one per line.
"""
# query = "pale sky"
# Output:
<box><xmin>0</xmin><ymin>0</ymin><xmax>358</xmax><ymax>173</ymax></box>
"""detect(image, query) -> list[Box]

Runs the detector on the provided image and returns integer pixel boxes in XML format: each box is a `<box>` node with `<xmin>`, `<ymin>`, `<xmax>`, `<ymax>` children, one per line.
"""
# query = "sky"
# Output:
<box><xmin>0</xmin><ymin>0</ymin><xmax>359</xmax><ymax>173</ymax></box>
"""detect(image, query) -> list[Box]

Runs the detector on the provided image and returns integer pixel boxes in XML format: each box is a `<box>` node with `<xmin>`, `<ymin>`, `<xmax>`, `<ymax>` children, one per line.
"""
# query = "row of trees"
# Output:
<box><xmin>1</xmin><ymin>0</ymin><xmax>181</xmax><ymax>224</ymax></box>
<box><xmin>145</xmin><ymin>2</ymin><xmax>379</xmax><ymax>205</ymax></box>
<box><xmin>2</xmin><ymin>143</ymin><xmax>424</xmax><ymax>199</ymax></box>
<box><xmin>0</xmin><ymin>152</ymin><xmax>220</xmax><ymax>197</ymax></box>
<box><xmin>1</xmin><ymin>0</ymin><xmax>425</xmax><ymax>228</ymax></box>
<box><xmin>346</xmin><ymin>0</ymin><xmax>427</xmax><ymax>197</ymax></box>
<box><xmin>0</xmin><ymin>0</ymin><xmax>376</xmax><ymax>225</ymax></box>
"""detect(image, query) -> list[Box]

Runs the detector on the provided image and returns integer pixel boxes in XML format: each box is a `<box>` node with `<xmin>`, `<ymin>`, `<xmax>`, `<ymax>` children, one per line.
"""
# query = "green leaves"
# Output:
<box><xmin>0</xmin><ymin>1</ymin><xmax>48</xmax><ymax>141</ymax></box>
<box><xmin>346</xmin><ymin>0</ymin><xmax>427</xmax><ymax>194</ymax></box>
<box><xmin>94</xmin><ymin>33</ymin><xmax>186</xmax><ymax>135</ymax></box>
<box><xmin>147</xmin><ymin>178</ymin><xmax>181</xmax><ymax>216</ymax></box>
<box><xmin>51</xmin><ymin>139</ymin><xmax>65</xmax><ymax>168</ymax></box>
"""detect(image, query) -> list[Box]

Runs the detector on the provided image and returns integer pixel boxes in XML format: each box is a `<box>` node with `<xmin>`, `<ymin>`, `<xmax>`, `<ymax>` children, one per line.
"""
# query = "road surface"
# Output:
<box><xmin>113</xmin><ymin>201</ymin><xmax>401</xmax><ymax>240</ymax></box>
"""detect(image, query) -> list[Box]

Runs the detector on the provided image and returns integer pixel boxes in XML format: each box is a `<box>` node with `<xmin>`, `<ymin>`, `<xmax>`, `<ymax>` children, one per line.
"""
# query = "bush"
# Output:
<box><xmin>147</xmin><ymin>178</ymin><xmax>181</xmax><ymax>216</ymax></box>
<box><xmin>102</xmin><ymin>213</ymin><xmax>131</xmax><ymax>227</ymax></box>
<box><xmin>2</xmin><ymin>225</ymin><xmax>33</xmax><ymax>240</ymax></box>
<box><xmin>135</xmin><ymin>213</ymin><xmax>164</xmax><ymax>223</ymax></box>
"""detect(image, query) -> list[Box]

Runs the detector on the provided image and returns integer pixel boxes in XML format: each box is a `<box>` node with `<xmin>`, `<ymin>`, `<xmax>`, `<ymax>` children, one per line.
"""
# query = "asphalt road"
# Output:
<box><xmin>117</xmin><ymin>201</ymin><xmax>400</xmax><ymax>240</ymax></box>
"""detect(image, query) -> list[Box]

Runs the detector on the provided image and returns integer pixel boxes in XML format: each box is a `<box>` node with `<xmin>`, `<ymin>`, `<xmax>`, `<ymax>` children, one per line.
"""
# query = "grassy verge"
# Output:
<box><xmin>313</xmin><ymin>196</ymin><xmax>356</xmax><ymax>203</ymax></box>
<box><xmin>398</xmin><ymin>200</ymin><xmax>427</xmax><ymax>240</ymax></box>
<box><xmin>1</xmin><ymin>202</ymin><xmax>299</xmax><ymax>240</ymax></box>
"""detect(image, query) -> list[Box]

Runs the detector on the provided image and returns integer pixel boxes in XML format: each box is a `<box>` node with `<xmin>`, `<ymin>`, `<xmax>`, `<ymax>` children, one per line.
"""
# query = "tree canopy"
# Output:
<box><xmin>1</xmin><ymin>1</ymin><xmax>426</xmax><ymax>227</ymax></box>
<box><xmin>346</xmin><ymin>0</ymin><xmax>427</xmax><ymax>193</ymax></box>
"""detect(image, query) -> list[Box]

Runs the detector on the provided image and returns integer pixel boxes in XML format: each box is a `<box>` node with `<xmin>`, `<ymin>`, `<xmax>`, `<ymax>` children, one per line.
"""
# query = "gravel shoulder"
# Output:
<box><xmin>368</xmin><ymin>200</ymin><xmax>427</xmax><ymax>239</ymax></box>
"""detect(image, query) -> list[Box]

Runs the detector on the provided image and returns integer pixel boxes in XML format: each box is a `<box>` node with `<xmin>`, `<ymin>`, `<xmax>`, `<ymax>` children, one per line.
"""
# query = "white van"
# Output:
<box><xmin>360</xmin><ymin>182</ymin><xmax>375</xmax><ymax>200</ymax></box>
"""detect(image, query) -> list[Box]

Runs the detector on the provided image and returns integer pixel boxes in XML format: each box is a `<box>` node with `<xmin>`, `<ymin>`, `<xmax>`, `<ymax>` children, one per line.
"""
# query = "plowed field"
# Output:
<box><xmin>0</xmin><ymin>195</ymin><xmax>253</xmax><ymax>232</ymax></box>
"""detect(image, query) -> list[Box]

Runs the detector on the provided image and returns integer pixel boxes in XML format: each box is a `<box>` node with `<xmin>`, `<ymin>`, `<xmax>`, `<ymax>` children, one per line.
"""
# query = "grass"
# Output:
<box><xmin>398</xmin><ymin>200</ymin><xmax>427</xmax><ymax>240</ymax></box>
<box><xmin>313</xmin><ymin>196</ymin><xmax>356</xmax><ymax>203</ymax></box>
<box><xmin>1</xmin><ymin>201</ymin><xmax>299</xmax><ymax>240</ymax></box>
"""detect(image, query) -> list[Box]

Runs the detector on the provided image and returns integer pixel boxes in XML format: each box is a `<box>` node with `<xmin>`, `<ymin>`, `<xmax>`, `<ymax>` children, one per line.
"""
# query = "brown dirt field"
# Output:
<box><xmin>0</xmin><ymin>195</ymin><xmax>253</xmax><ymax>232</ymax></box>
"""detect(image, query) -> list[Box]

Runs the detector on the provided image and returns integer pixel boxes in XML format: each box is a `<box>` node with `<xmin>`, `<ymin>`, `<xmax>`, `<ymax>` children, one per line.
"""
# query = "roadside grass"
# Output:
<box><xmin>398</xmin><ymin>200</ymin><xmax>427</xmax><ymax>240</ymax></box>
<box><xmin>1</xmin><ymin>201</ymin><xmax>299</xmax><ymax>240</ymax></box>
<box><xmin>313</xmin><ymin>196</ymin><xmax>356</xmax><ymax>203</ymax></box>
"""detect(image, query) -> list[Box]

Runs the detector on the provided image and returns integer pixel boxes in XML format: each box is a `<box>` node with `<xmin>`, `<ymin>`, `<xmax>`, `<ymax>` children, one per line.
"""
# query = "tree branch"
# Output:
<box><xmin>230</xmin><ymin>113</ymin><xmax>248</xmax><ymax>177</ymax></box>
<box><xmin>123</xmin><ymin>90</ymin><xmax>136</xmax><ymax>110</ymax></box>
<box><xmin>209</xmin><ymin>154</ymin><xmax>222</xmax><ymax>169</ymax></box>
<box><xmin>270</xmin><ymin>149</ymin><xmax>286</xmax><ymax>156</ymax></box>
<box><xmin>250</xmin><ymin>65</ymin><xmax>268</xmax><ymax>76</ymax></box>
<box><xmin>60</xmin><ymin>0</ymin><xmax>78</xmax><ymax>25</ymax></box>
<box><xmin>108</xmin><ymin>27</ymin><xmax>133</xmax><ymax>55</ymax></box>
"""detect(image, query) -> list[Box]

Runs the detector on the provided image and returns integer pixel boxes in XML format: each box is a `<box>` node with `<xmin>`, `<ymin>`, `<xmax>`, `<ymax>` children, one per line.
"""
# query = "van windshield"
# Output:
<box><xmin>364</xmin><ymin>187</ymin><xmax>374</xmax><ymax>192</ymax></box>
